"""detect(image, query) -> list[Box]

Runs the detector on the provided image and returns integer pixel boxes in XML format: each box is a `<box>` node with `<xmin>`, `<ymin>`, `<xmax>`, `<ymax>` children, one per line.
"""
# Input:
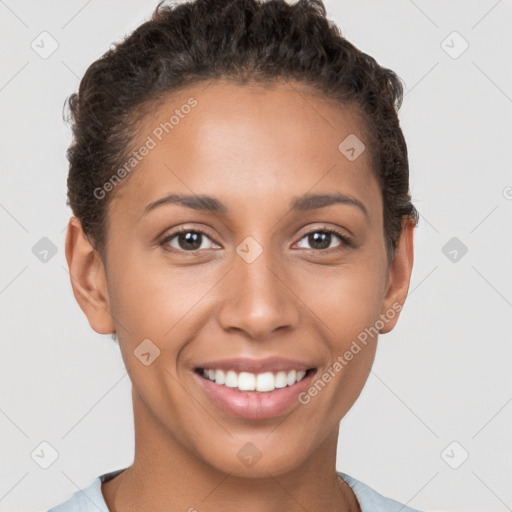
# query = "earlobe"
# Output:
<box><xmin>379</xmin><ymin>218</ymin><xmax>415</xmax><ymax>334</ymax></box>
<box><xmin>65</xmin><ymin>216</ymin><xmax>116</xmax><ymax>335</ymax></box>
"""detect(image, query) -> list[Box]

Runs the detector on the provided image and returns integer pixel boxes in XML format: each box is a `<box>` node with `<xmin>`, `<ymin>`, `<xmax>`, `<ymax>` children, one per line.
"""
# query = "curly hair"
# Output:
<box><xmin>65</xmin><ymin>0</ymin><xmax>418</xmax><ymax>262</ymax></box>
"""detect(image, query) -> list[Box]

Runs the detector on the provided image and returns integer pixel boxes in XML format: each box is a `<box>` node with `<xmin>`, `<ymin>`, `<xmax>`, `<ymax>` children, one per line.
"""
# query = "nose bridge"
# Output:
<box><xmin>217</xmin><ymin>235</ymin><xmax>300</xmax><ymax>338</ymax></box>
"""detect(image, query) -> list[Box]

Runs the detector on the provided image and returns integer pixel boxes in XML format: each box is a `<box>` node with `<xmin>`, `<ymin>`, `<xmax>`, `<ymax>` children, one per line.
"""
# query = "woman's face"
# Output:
<box><xmin>69</xmin><ymin>79</ymin><xmax>413</xmax><ymax>477</ymax></box>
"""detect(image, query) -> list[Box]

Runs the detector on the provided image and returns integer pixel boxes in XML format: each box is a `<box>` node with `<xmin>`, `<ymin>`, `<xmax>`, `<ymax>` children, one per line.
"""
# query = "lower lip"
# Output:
<box><xmin>194</xmin><ymin>370</ymin><xmax>315</xmax><ymax>420</ymax></box>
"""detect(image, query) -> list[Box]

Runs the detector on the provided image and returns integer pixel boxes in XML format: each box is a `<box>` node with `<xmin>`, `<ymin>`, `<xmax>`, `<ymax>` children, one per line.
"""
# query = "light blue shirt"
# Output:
<box><xmin>46</xmin><ymin>468</ymin><xmax>423</xmax><ymax>511</ymax></box>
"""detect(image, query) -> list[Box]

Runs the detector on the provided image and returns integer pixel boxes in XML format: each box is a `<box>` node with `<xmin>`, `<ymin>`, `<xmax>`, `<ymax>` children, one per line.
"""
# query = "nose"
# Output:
<box><xmin>217</xmin><ymin>244</ymin><xmax>301</xmax><ymax>340</ymax></box>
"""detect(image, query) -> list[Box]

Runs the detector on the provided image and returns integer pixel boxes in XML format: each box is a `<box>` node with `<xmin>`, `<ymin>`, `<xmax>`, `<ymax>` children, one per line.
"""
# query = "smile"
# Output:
<box><xmin>197</xmin><ymin>368</ymin><xmax>309</xmax><ymax>392</ymax></box>
<box><xmin>193</xmin><ymin>359</ymin><xmax>317</xmax><ymax>419</ymax></box>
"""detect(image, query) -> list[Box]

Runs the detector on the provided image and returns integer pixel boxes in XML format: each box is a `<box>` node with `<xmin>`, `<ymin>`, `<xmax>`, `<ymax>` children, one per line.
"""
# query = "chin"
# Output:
<box><xmin>189</xmin><ymin>429</ymin><xmax>319</xmax><ymax>478</ymax></box>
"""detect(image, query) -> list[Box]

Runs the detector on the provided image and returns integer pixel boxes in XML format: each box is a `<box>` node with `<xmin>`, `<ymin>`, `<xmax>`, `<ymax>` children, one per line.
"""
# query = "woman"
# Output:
<box><xmin>49</xmin><ymin>0</ymin><xmax>421</xmax><ymax>510</ymax></box>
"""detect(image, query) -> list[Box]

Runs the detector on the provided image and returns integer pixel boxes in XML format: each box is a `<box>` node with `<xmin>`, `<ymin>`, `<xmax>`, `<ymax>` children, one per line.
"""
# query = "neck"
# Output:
<box><xmin>102</xmin><ymin>388</ymin><xmax>360</xmax><ymax>512</ymax></box>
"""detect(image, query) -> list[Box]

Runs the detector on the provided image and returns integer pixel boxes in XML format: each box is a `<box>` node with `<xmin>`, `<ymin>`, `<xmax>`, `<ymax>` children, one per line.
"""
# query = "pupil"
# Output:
<box><xmin>175</xmin><ymin>232</ymin><xmax>332</xmax><ymax>251</ymax></box>
<box><xmin>310</xmin><ymin>232</ymin><xmax>330</xmax><ymax>250</ymax></box>
<box><xmin>179</xmin><ymin>232</ymin><xmax>201</xmax><ymax>250</ymax></box>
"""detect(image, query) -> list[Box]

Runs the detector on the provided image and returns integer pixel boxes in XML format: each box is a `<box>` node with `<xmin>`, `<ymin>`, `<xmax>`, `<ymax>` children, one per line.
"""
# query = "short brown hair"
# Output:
<box><xmin>65</xmin><ymin>0</ymin><xmax>419</xmax><ymax>261</ymax></box>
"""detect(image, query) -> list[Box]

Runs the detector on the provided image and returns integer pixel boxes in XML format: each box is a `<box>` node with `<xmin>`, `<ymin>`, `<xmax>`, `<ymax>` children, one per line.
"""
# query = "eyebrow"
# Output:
<box><xmin>142</xmin><ymin>192</ymin><xmax>368</xmax><ymax>219</ymax></box>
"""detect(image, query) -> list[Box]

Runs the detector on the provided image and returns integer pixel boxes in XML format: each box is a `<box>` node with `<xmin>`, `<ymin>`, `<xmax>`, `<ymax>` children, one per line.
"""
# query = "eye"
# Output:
<box><xmin>295</xmin><ymin>228</ymin><xmax>352</xmax><ymax>251</ymax></box>
<box><xmin>160</xmin><ymin>227</ymin><xmax>219</xmax><ymax>253</ymax></box>
<box><xmin>160</xmin><ymin>226</ymin><xmax>352</xmax><ymax>254</ymax></box>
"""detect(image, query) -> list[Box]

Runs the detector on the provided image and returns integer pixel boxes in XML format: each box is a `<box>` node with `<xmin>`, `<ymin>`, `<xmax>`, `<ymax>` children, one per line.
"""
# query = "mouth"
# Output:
<box><xmin>193</xmin><ymin>359</ymin><xmax>317</xmax><ymax>419</ymax></box>
<box><xmin>194</xmin><ymin>367</ymin><xmax>315</xmax><ymax>392</ymax></box>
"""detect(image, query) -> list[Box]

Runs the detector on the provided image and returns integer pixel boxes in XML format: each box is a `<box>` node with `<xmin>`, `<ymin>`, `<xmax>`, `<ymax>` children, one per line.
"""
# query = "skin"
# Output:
<box><xmin>65</xmin><ymin>79</ymin><xmax>415</xmax><ymax>512</ymax></box>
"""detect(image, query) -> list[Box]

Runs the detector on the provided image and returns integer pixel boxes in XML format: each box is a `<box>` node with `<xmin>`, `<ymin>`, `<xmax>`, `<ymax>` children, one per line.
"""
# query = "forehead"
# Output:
<box><xmin>109</xmin><ymin>79</ymin><xmax>380</xmax><ymax>222</ymax></box>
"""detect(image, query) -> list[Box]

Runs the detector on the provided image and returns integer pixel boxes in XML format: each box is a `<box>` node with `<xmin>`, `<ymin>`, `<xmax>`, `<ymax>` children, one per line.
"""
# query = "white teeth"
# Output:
<box><xmin>296</xmin><ymin>370</ymin><xmax>306</xmax><ymax>381</ymax></box>
<box><xmin>214</xmin><ymin>369</ymin><xmax>225</xmax><ymax>385</ymax></box>
<box><xmin>225</xmin><ymin>370</ymin><xmax>238</xmax><ymax>388</ymax></box>
<box><xmin>238</xmin><ymin>372</ymin><xmax>256</xmax><ymax>391</ymax></box>
<box><xmin>286</xmin><ymin>370</ymin><xmax>297</xmax><ymax>386</ymax></box>
<box><xmin>200</xmin><ymin>368</ymin><xmax>309</xmax><ymax>392</ymax></box>
<box><xmin>274</xmin><ymin>371</ymin><xmax>288</xmax><ymax>388</ymax></box>
<box><xmin>256</xmin><ymin>372</ymin><xmax>275</xmax><ymax>392</ymax></box>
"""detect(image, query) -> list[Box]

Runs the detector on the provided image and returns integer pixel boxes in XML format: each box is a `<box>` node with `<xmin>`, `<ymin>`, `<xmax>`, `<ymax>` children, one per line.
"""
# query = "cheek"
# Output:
<box><xmin>298</xmin><ymin>257</ymin><xmax>386</xmax><ymax>400</ymax></box>
<box><xmin>301</xmin><ymin>258</ymin><xmax>387</xmax><ymax>339</ymax></box>
<box><xmin>106</xmin><ymin>250</ymin><xmax>208</xmax><ymax>339</ymax></box>
<box><xmin>105</xmin><ymin>253</ymin><xmax>226</xmax><ymax>391</ymax></box>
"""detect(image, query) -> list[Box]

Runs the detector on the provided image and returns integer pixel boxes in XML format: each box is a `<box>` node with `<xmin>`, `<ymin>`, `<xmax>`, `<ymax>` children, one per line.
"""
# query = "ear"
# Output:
<box><xmin>379</xmin><ymin>217</ymin><xmax>415</xmax><ymax>334</ymax></box>
<box><xmin>64</xmin><ymin>216</ymin><xmax>115</xmax><ymax>335</ymax></box>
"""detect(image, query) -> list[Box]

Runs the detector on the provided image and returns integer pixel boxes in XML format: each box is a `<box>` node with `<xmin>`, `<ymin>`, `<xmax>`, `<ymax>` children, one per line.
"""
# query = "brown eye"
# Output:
<box><xmin>161</xmin><ymin>229</ymin><xmax>217</xmax><ymax>252</ymax></box>
<box><xmin>296</xmin><ymin>229</ymin><xmax>351</xmax><ymax>251</ymax></box>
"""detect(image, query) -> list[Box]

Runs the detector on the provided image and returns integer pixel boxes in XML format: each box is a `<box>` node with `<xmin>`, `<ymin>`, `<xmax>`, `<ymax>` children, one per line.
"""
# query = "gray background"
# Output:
<box><xmin>1</xmin><ymin>1</ymin><xmax>511</xmax><ymax>511</ymax></box>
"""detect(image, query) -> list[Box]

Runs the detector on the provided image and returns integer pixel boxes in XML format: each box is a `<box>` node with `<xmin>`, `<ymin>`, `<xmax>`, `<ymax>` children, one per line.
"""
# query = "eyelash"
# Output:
<box><xmin>160</xmin><ymin>226</ymin><xmax>353</xmax><ymax>254</ymax></box>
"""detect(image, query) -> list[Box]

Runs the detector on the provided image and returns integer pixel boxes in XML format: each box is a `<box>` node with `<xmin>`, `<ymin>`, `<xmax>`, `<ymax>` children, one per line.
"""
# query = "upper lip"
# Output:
<box><xmin>195</xmin><ymin>357</ymin><xmax>315</xmax><ymax>373</ymax></box>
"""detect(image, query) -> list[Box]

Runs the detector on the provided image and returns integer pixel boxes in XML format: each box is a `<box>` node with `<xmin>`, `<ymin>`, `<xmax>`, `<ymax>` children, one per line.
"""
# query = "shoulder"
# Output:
<box><xmin>339</xmin><ymin>472</ymin><xmax>424</xmax><ymax>512</ymax></box>
<box><xmin>45</xmin><ymin>469</ymin><xmax>126</xmax><ymax>512</ymax></box>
